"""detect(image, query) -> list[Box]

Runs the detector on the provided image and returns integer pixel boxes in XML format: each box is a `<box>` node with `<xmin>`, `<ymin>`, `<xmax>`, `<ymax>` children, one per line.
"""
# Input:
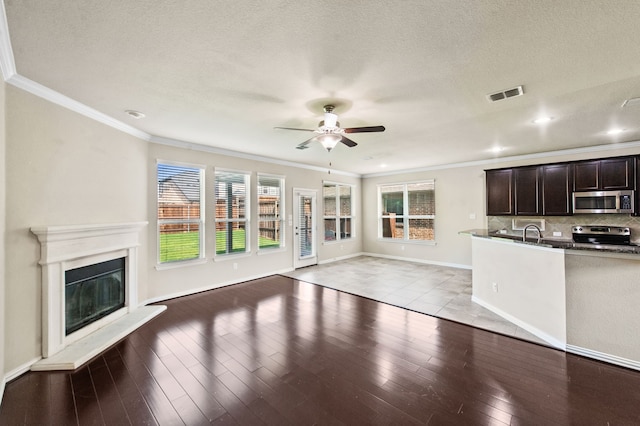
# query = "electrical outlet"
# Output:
<box><xmin>233</xmin><ymin>262</ymin><xmax>238</xmax><ymax>270</ymax></box>
<box><xmin>469</xmin><ymin>213</ymin><xmax>476</xmax><ymax>220</ymax></box>
<box><xmin>553</xmin><ymin>231</ymin><xmax>562</xmax><ymax>237</ymax></box>
<box><xmin>401</xmin><ymin>245</ymin><xmax>405</xmax><ymax>251</ymax></box>
<box><xmin>492</xmin><ymin>282</ymin><xmax>498</xmax><ymax>292</ymax></box>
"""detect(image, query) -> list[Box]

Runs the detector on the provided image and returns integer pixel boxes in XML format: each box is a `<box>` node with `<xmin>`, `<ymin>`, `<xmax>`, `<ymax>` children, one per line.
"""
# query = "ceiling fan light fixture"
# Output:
<box><xmin>318</xmin><ymin>134</ymin><xmax>341</xmax><ymax>152</ymax></box>
<box><xmin>324</xmin><ymin>112</ymin><xmax>338</xmax><ymax>128</ymax></box>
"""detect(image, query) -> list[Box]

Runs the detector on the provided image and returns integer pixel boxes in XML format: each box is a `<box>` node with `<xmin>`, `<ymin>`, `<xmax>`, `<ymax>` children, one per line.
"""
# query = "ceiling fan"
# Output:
<box><xmin>274</xmin><ymin>105</ymin><xmax>385</xmax><ymax>152</ymax></box>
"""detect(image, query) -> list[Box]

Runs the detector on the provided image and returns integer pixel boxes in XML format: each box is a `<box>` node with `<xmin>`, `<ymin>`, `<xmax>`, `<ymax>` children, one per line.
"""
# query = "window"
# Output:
<box><xmin>157</xmin><ymin>163</ymin><xmax>204</xmax><ymax>263</ymax></box>
<box><xmin>323</xmin><ymin>182</ymin><xmax>353</xmax><ymax>241</ymax></box>
<box><xmin>258</xmin><ymin>174</ymin><xmax>284</xmax><ymax>250</ymax></box>
<box><xmin>379</xmin><ymin>180</ymin><xmax>435</xmax><ymax>241</ymax></box>
<box><xmin>215</xmin><ymin>170</ymin><xmax>250</xmax><ymax>255</ymax></box>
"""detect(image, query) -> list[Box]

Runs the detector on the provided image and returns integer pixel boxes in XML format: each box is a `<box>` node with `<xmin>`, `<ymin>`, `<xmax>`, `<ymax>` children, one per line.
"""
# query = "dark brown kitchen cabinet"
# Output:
<box><xmin>573</xmin><ymin>161</ymin><xmax>599</xmax><ymax>191</ymax></box>
<box><xmin>573</xmin><ymin>157</ymin><xmax>635</xmax><ymax>191</ymax></box>
<box><xmin>486</xmin><ymin>169</ymin><xmax>514</xmax><ymax>215</ymax></box>
<box><xmin>541</xmin><ymin>163</ymin><xmax>573</xmax><ymax>215</ymax></box>
<box><xmin>514</xmin><ymin>166</ymin><xmax>541</xmax><ymax>215</ymax></box>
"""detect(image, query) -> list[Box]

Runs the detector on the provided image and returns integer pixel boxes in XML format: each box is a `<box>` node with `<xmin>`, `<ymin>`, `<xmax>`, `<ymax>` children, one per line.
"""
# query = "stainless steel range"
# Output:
<box><xmin>572</xmin><ymin>225</ymin><xmax>631</xmax><ymax>246</ymax></box>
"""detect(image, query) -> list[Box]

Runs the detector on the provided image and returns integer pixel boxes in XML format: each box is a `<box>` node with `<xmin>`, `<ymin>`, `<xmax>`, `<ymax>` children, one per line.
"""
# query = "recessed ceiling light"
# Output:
<box><xmin>533</xmin><ymin>116</ymin><xmax>553</xmax><ymax>124</ymax></box>
<box><xmin>490</xmin><ymin>146</ymin><xmax>505</xmax><ymax>153</ymax></box>
<box><xmin>607</xmin><ymin>128</ymin><xmax>625</xmax><ymax>135</ymax></box>
<box><xmin>380</xmin><ymin>163</ymin><xmax>388</xmax><ymax>168</ymax></box>
<box><xmin>125</xmin><ymin>110</ymin><xmax>145</xmax><ymax>119</ymax></box>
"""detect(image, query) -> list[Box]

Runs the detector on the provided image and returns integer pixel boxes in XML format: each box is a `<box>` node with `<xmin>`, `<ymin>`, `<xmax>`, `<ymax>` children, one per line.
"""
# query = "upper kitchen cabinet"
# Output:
<box><xmin>574</xmin><ymin>157</ymin><xmax>635</xmax><ymax>191</ymax></box>
<box><xmin>514</xmin><ymin>166</ymin><xmax>541</xmax><ymax>215</ymax></box>
<box><xmin>486</xmin><ymin>168</ymin><xmax>514</xmax><ymax>215</ymax></box>
<box><xmin>541</xmin><ymin>163</ymin><xmax>573</xmax><ymax>215</ymax></box>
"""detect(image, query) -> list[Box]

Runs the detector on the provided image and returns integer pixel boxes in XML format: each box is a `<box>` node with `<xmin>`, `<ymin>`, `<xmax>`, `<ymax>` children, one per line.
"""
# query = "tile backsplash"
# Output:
<box><xmin>487</xmin><ymin>215</ymin><xmax>640</xmax><ymax>244</ymax></box>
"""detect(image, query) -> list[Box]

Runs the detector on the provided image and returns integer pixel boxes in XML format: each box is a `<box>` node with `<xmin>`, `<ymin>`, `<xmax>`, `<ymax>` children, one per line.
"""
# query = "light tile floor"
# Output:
<box><xmin>282</xmin><ymin>255</ymin><xmax>549</xmax><ymax>346</ymax></box>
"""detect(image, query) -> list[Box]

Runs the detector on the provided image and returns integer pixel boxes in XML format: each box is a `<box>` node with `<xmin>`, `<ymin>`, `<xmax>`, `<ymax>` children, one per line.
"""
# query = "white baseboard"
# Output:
<box><xmin>566</xmin><ymin>345</ymin><xmax>640</xmax><ymax>372</ymax></box>
<box><xmin>0</xmin><ymin>376</ymin><xmax>4</xmax><ymax>407</ymax></box>
<box><xmin>4</xmin><ymin>356</ymin><xmax>41</xmax><ymax>383</ymax></box>
<box><xmin>361</xmin><ymin>252</ymin><xmax>472</xmax><ymax>270</ymax></box>
<box><xmin>471</xmin><ymin>295</ymin><xmax>566</xmax><ymax>350</ymax></box>
<box><xmin>141</xmin><ymin>267</ymin><xmax>295</xmax><ymax>305</ymax></box>
<box><xmin>318</xmin><ymin>252</ymin><xmax>365</xmax><ymax>265</ymax></box>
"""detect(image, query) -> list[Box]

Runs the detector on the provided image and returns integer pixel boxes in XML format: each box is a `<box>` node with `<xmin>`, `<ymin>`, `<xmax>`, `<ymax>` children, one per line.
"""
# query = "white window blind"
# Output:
<box><xmin>258</xmin><ymin>174</ymin><xmax>284</xmax><ymax>250</ymax></box>
<box><xmin>215</xmin><ymin>170</ymin><xmax>250</xmax><ymax>255</ymax></box>
<box><xmin>157</xmin><ymin>163</ymin><xmax>204</xmax><ymax>263</ymax></box>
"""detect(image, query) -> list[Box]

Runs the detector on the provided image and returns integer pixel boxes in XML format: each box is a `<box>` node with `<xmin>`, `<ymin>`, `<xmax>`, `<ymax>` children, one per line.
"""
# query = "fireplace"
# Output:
<box><xmin>31</xmin><ymin>222</ymin><xmax>165</xmax><ymax>369</ymax></box>
<box><xmin>65</xmin><ymin>257</ymin><xmax>126</xmax><ymax>335</ymax></box>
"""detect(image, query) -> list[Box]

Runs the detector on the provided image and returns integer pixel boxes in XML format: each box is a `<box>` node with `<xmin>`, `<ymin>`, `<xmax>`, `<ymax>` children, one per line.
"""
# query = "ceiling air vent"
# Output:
<box><xmin>487</xmin><ymin>85</ymin><xmax>524</xmax><ymax>102</ymax></box>
<box><xmin>621</xmin><ymin>97</ymin><xmax>640</xmax><ymax>108</ymax></box>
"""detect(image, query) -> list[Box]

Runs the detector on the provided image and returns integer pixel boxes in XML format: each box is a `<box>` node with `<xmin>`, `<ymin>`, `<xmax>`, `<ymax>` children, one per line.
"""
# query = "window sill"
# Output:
<box><xmin>376</xmin><ymin>238</ymin><xmax>437</xmax><ymax>246</ymax></box>
<box><xmin>257</xmin><ymin>247</ymin><xmax>286</xmax><ymax>255</ymax></box>
<box><xmin>213</xmin><ymin>252</ymin><xmax>253</xmax><ymax>262</ymax></box>
<box><xmin>155</xmin><ymin>258</ymin><xmax>208</xmax><ymax>271</ymax></box>
<box><xmin>322</xmin><ymin>239</ymin><xmax>354</xmax><ymax>245</ymax></box>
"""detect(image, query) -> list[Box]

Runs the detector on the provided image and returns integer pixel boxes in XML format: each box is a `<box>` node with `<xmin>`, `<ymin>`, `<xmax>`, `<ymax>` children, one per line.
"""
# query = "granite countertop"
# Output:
<box><xmin>459</xmin><ymin>229</ymin><xmax>640</xmax><ymax>255</ymax></box>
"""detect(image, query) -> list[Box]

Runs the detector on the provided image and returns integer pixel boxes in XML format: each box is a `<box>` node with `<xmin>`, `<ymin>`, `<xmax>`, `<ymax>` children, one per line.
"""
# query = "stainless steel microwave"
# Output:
<box><xmin>572</xmin><ymin>190</ymin><xmax>634</xmax><ymax>214</ymax></box>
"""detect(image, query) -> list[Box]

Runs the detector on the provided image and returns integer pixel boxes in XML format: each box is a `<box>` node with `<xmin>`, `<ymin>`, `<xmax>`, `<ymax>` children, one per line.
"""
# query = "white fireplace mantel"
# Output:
<box><xmin>30</xmin><ymin>222</ymin><xmax>163</xmax><ymax>367</ymax></box>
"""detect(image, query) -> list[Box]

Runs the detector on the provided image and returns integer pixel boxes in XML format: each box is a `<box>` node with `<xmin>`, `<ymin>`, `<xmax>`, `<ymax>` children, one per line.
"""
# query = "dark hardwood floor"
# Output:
<box><xmin>2</xmin><ymin>275</ymin><xmax>640</xmax><ymax>425</ymax></box>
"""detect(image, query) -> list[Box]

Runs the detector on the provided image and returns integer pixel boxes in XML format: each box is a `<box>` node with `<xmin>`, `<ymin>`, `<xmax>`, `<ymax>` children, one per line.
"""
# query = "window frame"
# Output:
<box><xmin>156</xmin><ymin>161</ymin><xmax>206</xmax><ymax>266</ymax></box>
<box><xmin>214</xmin><ymin>168</ymin><xmax>251</xmax><ymax>257</ymax></box>
<box><xmin>257</xmin><ymin>173</ymin><xmax>285</xmax><ymax>252</ymax></box>
<box><xmin>378</xmin><ymin>180</ymin><xmax>435</xmax><ymax>243</ymax></box>
<box><xmin>323</xmin><ymin>181</ymin><xmax>355</xmax><ymax>243</ymax></box>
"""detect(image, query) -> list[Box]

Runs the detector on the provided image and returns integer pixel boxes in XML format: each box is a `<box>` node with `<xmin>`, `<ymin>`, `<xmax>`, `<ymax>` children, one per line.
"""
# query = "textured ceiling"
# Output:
<box><xmin>5</xmin><ymin>0</ymin><xmax>640</xmax><ymax>175</ymax></box>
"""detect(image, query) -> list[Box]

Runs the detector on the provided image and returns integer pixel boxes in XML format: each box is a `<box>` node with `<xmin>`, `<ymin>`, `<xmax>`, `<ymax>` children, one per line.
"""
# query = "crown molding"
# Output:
<box><xmin>0</xmin><ymin>0</ymin><xmax>357</xmax><ymax>177</ymax></box>
<box><xmin>149</xmin><ymin>135</ymin><xmax>360</xmax><ymax>177</ymax></box>
<box><xmin>2</xmin><ymin>3</ymin><xmax>635</xmax><ymax>181</ymax></box>
<box><xmin>0</xmin><ymin>0</ymin><xmax>16</xmax><ymax>80</ymax></box>
<box><xmin>6</xmin><ymin>74</ymin><xmax>152</xmax><ymax>141</ymax></box>
<box><xmin>362</xmin><ymin>140</ymin><xmax>640</xmax><ymax>178</ymax></box>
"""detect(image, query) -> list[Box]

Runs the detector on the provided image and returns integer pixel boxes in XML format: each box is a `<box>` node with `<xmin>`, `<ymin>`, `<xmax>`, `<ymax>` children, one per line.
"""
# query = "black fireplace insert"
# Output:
<box><xmin>65</xmin><ymin>257</ymin><xmax>125</xmax><ymax>335</ymax></box>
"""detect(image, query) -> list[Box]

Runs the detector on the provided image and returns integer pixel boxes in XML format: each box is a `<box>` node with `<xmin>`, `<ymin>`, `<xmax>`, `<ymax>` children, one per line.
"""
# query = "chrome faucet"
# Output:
<box><xmin>522</xmin><ymin>224</ymin><xmax>542</xmax><ymax>243</ymax></box>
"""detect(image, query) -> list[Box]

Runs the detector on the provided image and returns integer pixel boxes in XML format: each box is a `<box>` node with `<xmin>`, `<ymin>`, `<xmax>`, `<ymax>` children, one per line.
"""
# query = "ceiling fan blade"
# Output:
<box><xmin>274</xmin><ymin>126</ymin><xmax>315</xmax><ymax>132</ymax></box>
<box><xmin>343</xmin><ymin>125</ymin><xmax>386</xmax><ymax>134</ymax></box>
<box><xmin>340</xmin><ymin>136</ymin><xmax>358</xmax><ymax>148</ymax></box>
<box><xmin>296</xmin><ymin>136</ymin><xmax>316</xmax><ymax>150</ymax></box>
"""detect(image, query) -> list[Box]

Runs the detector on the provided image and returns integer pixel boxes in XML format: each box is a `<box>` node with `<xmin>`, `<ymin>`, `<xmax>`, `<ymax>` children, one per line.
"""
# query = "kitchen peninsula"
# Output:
<box><xmin>463</xmin><ymin>229</ymin><xmax>640</xmax><ymax>371</ymax></box>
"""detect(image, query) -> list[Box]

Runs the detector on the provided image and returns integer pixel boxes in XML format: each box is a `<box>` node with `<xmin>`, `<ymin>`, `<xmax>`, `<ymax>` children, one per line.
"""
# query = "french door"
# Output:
<box><xmin>293</xmin><ymin>188</ymin><xmax>317</xmax><ymax>268</ymax></box>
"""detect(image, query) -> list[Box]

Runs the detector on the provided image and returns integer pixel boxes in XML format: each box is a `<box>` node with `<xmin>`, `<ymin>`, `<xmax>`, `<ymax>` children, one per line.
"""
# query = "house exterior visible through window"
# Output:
<box><xmin>258</xmin><ymin>174</ymin><xmax>284</xmax><ymax>250</ymax></box>
<box><xmin>215</xmin><ymin>170</ymin><xmax>250</xmax><ymax>255</ymax></box>
<box><xmin>323</xmin><ymin>182</ymin><xmax>353</xmax><ymax>241</ymax></box>
<box><xmin>157</xmin><ymin>163</ymin><xmax>204</xmax><ymax>263</ymax></box>
<box><xmin>379</xmin><ymin>180</ymin><xmax>435</xmax><ymax>241</ymax></box>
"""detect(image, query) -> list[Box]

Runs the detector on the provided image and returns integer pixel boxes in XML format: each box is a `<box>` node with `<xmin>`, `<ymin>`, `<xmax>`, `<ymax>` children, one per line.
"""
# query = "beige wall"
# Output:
<box><xmin>361</xmin><ymin>147</ymin><xmax>640</xmax><ymax>268</ymax></box>
<box><xmin>362</xmin><ymin>165</ymin><xmax>486</xmax><ymax>267</ymax></box>
<box><xmin>2</xmin><ymin>85</ymin><xmax>362</xmax><ymax>376</ymax></box>
<box><xmin>1</xmin><ymin>80</ymin><xmax>6</xmax><ymax>395</ymax></box>
<box><xmin>144</xmin><ymin>143</ymin><xmax>362</xmax><ymax>303</ymax></box>
<box><xmin>565</xmin><ymin>253</ymin><xmax>640</xmax><ymax>363</ymax></box>
<box><xmin>3</xmin><ymin>79</ymin><xmax>640</xmax><ymax>380</ymax></box>
<box><xmin>472</xmin><ymin>237</ymin><xmax>566</xmax><ymax>347</ymax></box>
<box><xmin>4</xmin><ymin>86</ymin><xmax>148</xmax><ymax>373</ymax></box>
